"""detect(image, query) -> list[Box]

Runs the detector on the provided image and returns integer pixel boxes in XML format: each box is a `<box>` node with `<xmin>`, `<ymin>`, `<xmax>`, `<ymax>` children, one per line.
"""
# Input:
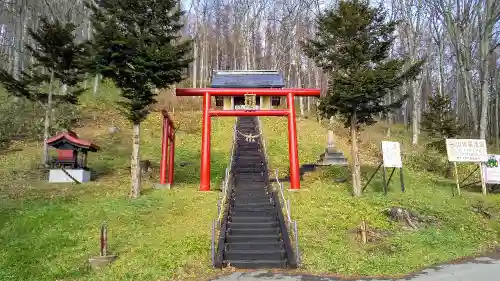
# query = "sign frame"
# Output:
<box><xmin>362</xmin><ymin>140</ymin><xmax>405</xmax><ymax>194</ymax></box>
<box><xmin>445</xmin><ymin>138</ymin><xmax>488</xmax><ymax>196</ymax></box>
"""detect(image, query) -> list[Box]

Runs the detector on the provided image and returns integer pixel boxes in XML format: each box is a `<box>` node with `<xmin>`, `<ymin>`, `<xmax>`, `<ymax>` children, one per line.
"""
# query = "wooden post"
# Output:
<box><xmin>360</xmin><ymin>220</ymin><xmax>367</xmax><ymax>244</ymax></box>
<box><xmin>100</xmin><ymin>223</ymin><xmax>107</xmax><ymax>257</ymax></box>
<box><xmin>200</xmin><ymin>92</ymin><xmax>212</xmax><ymax>191</ymax></box>
<box><xmin>454</xmin><ymin>162</ymin><xmax>461</xmax><ymax>196</ymax></box>
<box><xmin>480</xmin><ymin>162</ymin><xmax>487</xmax><ymax>195</ymax></box>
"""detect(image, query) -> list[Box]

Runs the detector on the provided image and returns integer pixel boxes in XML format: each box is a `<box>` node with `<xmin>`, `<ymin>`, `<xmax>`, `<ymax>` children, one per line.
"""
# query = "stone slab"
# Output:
<box><xmin>49</xmin><ymin>169</ymin><xmax>91</xmax><ymax>183</ymax></box>
<box><xmin>154</xmin><ymin>183</ymin><xmax>172</xmax><ymax>189</ymax></box>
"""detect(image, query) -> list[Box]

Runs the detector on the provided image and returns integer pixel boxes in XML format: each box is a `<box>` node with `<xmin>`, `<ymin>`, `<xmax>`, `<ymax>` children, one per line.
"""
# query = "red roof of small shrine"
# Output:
<box><xmin>46</xmin><ymin>130</ymin><xmax>100</xmax><ymax>152</ymax></box>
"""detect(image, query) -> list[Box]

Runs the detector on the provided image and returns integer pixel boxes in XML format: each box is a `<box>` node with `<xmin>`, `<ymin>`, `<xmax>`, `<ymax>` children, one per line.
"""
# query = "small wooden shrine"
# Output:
<box><xmin>46</xmin><ymin>130</ymin><xmax>100</xmax><ymax>183</ymax></box>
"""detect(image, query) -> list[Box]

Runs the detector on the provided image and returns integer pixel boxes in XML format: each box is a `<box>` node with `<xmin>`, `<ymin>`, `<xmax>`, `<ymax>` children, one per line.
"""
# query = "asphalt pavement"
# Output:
<box><xmin>209</xmin><ymin>256</ymin><xmax>500</xmax><ymax>281</ymax></box>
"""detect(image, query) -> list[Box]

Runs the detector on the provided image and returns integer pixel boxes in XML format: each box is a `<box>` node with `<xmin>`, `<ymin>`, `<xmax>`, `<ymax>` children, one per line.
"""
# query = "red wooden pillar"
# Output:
<box><xmin>168</xmin><ymin>126</ymin><xmax>175</xmax><ymax>185</ymax></box>
<box><xmin>200</xmin><ymin>92</ymin><xmax>212</xmax><ymax>191</ymax></box>
<box><xmin>287</xmin><ymin>92</ymin><xmax>301</xmax><ymax>189</ymax></box>
<box><xmin>159</xmin><ymin>115</ymin><xmax>170</xmax><ymax>185</ymax></box>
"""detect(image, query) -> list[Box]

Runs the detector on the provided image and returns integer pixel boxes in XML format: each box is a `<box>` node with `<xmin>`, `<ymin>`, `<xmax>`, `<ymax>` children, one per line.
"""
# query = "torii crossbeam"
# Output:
<box><xmin>174</xmin><ymin>87</ymin><xmax>320</xmax><ymax>191</ymax></box>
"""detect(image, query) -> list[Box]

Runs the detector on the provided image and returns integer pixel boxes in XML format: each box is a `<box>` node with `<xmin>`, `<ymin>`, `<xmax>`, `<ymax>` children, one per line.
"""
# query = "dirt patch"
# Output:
<box><xmin>383</xmin><ymin>206</ymin><xmax>439</xmax><ymax>231</ymax></box>
<box><xmin>348</xmin><ymin>220</ymin><xmax>392</xmax><ymax>244</ymax></box>
<box><xmin>471</xmin><ymin>201</ymin><xmax>496</xmax><ymax>220</ymax></box>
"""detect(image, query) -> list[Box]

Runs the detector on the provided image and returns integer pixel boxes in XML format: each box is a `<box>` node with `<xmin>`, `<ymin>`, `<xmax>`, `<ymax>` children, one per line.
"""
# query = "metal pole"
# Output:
<box><xmin>211</xmin><ymin>220</ymin><xmax>215</xmax><ymax>267</ymax></box>
<box><xmin>382</xmin><ymin>165</ymin><xmax>388</xmax><ymax>195</ymax></box>
<box><xmin>200</xmin><ymin>92</ymin><xmax>212</xmax><ymax>191</ymax></box>
<box><xmin>387</xmin><ymin>168</ymin><xmax>396</xmax><ymax>186</ymax></box>
<box><xmin>287</xmin><ymin>92</ymin><xmax>301</xmax><ymax>189</ymax></box>
<box><xmin>159</xmin><ymin>116</ymin><xmax>170</xmax><ymax>185</ymax></box>
<box><xmin>362</xmin><ymin>162</ymin><xmax>382</xmax><ymax>192</ymax></box>
<box><xmin>400</xmin><ymin>168</ymin><xmax>405</xmax><ymax>192</ymax></box>
<box><xmin>294</xmin><ymin>221</ymin><xmax>300</xmax><ymax>265</ymax></box>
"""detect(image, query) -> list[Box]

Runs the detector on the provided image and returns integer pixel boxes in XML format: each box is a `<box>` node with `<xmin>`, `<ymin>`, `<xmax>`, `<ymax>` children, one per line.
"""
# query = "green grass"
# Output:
<box><xmin>0</xmin><ymin>86</ymin><xmax>233</xmax><ymax>281</ymax></box>
<box><xmin>261</xmin><ymin>116</ymin><xmax>500</xmax><ymax>277</ymax></box>
<box><xmin>1</xmin><ymin>82</ymin><xmax>500</xmax><ymax>280</ymax></box>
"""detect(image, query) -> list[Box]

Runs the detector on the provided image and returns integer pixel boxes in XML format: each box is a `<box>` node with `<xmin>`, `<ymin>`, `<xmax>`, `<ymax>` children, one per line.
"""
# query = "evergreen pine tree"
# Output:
<box><xmin>85</xmin><ymin>0</ymin><xmax>192</xmax><ymax>198</ymax></box>
<box><xmin>301</xmin><ymin>0</ymin><xmax>424</xmax><ymax>196</ymax></box>
<box><xmin>421</xmin><ymin>95</ymin><xmax>464</xmax><ymax>153</ymax></box>
<box><xmin>0</xmin><ymin>17</ymin><xmax>86</xmax><ymax>165</ymax></box>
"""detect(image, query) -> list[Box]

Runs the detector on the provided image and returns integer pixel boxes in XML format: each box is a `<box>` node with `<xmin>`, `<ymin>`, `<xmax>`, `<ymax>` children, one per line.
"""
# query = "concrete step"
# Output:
<box><xmin>229</xmin><ymin>216</ymin><xmax>277</xmax><ymax>223</ymax></box>
<box><xmin>232</xmin><ymin>200</ymin><xmax>273</xmax><ymax>206</ymax></box>
<box><xmin>232</xmin><ymin>195</ymin><xmax>271</xmax><ymax>201</ymax></box>
<box><xmin>231</xmin><ymin>196</ymin><xmax>273</xmax><ymax>205</ymax></box>
<box><xmin>231</xmin><ymin>209</ymin><xmax>277</xmax><ymax>217</ymax></box>
<box><xmin>233</xmin><ymin>185</ymin><xmax>268</xmax><ymax>190</ymax></box>
<box><xmin>228</xmin><ymin>227</ymin><xmax>280</xmax><ymax>236</ymax></box>
<box><xmin>223</xmin><ymin>259</ymin><xmax>287</xmax><ymax>269</ymax></box>
<box><xmin>233</xmin><ymin>192</ymin><xmax>270</xmax><ymax>197</ymax></box>
<box><xmin>224</xmin><ymin>249</ymin><xmax>285</xmax><ymax>261</ymax></box>
<box><xmin>231</xmin><ymin>205</ymin><xmax>276</xmax><ymax>212</ymax></box>
<box><xmin>226</xmin><ymin>234</ymin><xmax>281</xmax><ymax>243</ymax></box>
<box><xmin>228</xmin><ymin>221</ymin><xmax>279</xmax><ymax>229</ymax></box>
<box><xmin>225</xmin><ymin>241</ymin><xmax>284</xmax><ymax>251</ymax></box>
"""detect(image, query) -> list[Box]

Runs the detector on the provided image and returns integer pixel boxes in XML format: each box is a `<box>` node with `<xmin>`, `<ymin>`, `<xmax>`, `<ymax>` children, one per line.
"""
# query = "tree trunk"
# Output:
<box><xmin>297</xmin><ymin>65</ymin><xmax>304</xmax><ymax>117</ymax></box>
<box><xmin>411</xmin><ymin>80</ymin><xmax>421</xmax><ymax>145</ymax></box>
<box><xmin>386</xmin><ymin>93</ymin><xmax>392</xmax><ymax>137</ymax></box>
<box><xmin>131</xmin><ymin>123</ymin><xmax>141</xmax><ymax>198</ymax></box>
<box><xmin>192</xmin><ymin>38</ymin><xmax>198</xmax><ymax>88</ymax></box>
<box><xmin>93</xmin><ymin>74</ymin><xmax>100</xmax><ymax>96</ymax></box>
<box><xmin>43</xmin><ymin>71</ymin><xmax>55</xmax><ymax>165</ymax></box>
<box><xmin>192</xmin><ymin>0</ymin><xmax>199</xmax><ymax>88</ymax></box>
<box><xmin>351</xmin><ymin>111</ymin><xmax>361</xmax><ymax>197</ymax></box>
<box><xmin>496</xmin><ymin>92</ymin><xmax>499</xmax><ymax>150</ymax></box>
<box><xmin>478</xmin><ymin>0</ymin><xmax>494</xmax><ymax>140</ymax></box>
<box><xmin>437</xmin><ymin>38</ymin><xmax>445</xmax><ymax>96</ymax></box>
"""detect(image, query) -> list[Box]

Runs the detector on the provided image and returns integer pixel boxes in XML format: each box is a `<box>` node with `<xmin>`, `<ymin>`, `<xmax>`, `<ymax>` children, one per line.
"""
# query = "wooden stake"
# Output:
<box><xmin>479</xmin><ymin>163</ymin><xmax>487</xmax><ymax>195</ymax></box>
<box><xmin>100</xmin><ymin>223</ymin><xmax>107</xmax><ymax>257</ymax></box>
<box><xmin>454</xmin><ymin>162</ymin><xmax>461</xmax><ymax>196</ymax></box>
<box><xmin>360</xmin><ymin>220</ymin><xmax>367</xmax><ymax>244</ymax></box>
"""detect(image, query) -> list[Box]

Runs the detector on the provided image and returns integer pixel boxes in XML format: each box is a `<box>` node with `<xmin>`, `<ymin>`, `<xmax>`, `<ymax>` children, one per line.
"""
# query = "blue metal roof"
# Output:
<box><xmin>210</xmin><ymin>70</ymin><xmax>285</xmax><ymax>88</ymax></box>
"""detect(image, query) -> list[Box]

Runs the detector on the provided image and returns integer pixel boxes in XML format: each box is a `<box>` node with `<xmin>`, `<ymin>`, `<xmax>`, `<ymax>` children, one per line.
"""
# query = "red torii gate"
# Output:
<box><xmin>172</xmin><ymin>88</ymin><xmax>320</xmax><ymax>191</ymax></box>
<box><xmin>159</xmin><ymin>110</ymin><xmax>176</xmax><ymax>187</ymax></box>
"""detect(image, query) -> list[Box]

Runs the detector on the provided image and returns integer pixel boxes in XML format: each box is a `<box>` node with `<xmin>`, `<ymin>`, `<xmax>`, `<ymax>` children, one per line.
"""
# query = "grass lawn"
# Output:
<box><xmin>0</xmin><ymin>86</ymin><xmax>233</xmax><ymax>281</ymax></box>
<box><xmin>1</xmin><ymin>82</ymin><xmax>500</xmax><ymax>281</ymax></box>
<box><xmin>261</xmin><ymin>116</ymin><xmax>500</xmax><ymax>277</ymax></box>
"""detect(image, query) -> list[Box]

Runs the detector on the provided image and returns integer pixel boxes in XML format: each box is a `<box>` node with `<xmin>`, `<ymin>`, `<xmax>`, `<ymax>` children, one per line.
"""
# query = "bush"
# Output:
<box><xmin>403</xmin><ymin>148</ymin><xmax>451</xmax><ymax>177</ymax></box>
<box><xmin>0</xmin><ymin>90</ymin><xmax>80</xmax><ymax>150</ymax></box>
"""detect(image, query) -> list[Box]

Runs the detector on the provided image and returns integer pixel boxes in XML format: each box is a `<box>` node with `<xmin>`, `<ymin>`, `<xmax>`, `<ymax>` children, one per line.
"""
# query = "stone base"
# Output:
<box><xmin>88</xmin><ymin>255</ymin><xmax>117</xmax><ymax>270</ymax></box>
<box><xmin>49</xmin><ymin>169</ymin><xmax>91</xmax><ymax>183</ymax></box>
<box><xmin>317</xmin><ymin>148</ymin><xmax>349</xmax><ymax>166</ymax></box>
<box><xmin>153</xmin><ymin>183</ymin><xmax>172</xmax><ymax>189</ymax></box>
<box><xmin>317</xmin><ymin>159</ymin><xmax>349</xmax><ymax>166</ymax></box>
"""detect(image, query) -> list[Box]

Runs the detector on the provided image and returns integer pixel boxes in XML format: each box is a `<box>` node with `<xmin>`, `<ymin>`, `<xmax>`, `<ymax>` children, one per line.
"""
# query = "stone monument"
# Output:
<box><xmin>317</xmin><ymin>130</ymin><xmax>348</xmax><ymax>166</ymax></box>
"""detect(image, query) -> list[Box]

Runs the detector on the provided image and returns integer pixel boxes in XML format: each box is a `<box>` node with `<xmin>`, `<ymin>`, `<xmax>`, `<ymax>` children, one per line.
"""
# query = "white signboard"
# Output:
<box><xmin>445</xmin><ymin>139</ymin><xmax>487</xmax><ymax>162</ymax></box>
<box><xmin>381</xmin><ymin>141</ymin><xmax>402</xmax><ymax>168</ymax></box>
<box><xmin>234</xmin><ymin>105</ymin><xmax>260</xmax><ymax>110</ymax></box>
<box><xmin>484</xmin><ymin>155</ymin><xmax>500</xmax><ymax>184</ymax></box>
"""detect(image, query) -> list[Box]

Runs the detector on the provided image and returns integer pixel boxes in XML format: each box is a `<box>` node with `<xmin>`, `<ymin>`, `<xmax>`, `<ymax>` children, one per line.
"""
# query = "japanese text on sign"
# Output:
<box><xmin>381</xmin><ymin>141</ymin><xmax>402</xmax><ymax>168</ymax></box>
<box><xmin>445</xmin><ymin>139</ymin><xmax>487</xmax><ymax>162</ymax></box>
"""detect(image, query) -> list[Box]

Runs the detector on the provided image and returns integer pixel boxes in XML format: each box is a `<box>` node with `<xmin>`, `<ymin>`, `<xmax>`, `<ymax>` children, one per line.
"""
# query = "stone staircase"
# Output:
<box><xmin>221</xmin><ymin>116</ymin><xmax>295</xmax><ymax>269</ymax></box>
